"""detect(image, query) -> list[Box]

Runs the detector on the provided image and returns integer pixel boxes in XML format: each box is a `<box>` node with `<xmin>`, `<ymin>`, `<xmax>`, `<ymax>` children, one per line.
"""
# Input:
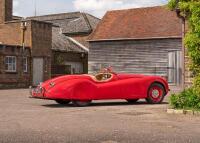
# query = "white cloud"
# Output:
<box><xmin>73</xmin><ymin>0</ymin><xmax>168</xmax><ymax>17</ymax></box>
<box><xmin>13</xmin><ymin>0</ymin><xmax>167</xmax><ymax>17</ymax></box>
<box><xmin>13</xmin><ymin>0</ymin><xmax>74</xmax><ymax>17</ymax></box>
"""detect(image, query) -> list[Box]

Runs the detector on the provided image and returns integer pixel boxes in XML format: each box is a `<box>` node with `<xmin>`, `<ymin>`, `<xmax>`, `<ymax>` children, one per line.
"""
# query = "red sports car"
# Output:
<box><xmin>30</xmin><ymin>68</ymin><xmax>169</xmax><ymax>107</ymax></box>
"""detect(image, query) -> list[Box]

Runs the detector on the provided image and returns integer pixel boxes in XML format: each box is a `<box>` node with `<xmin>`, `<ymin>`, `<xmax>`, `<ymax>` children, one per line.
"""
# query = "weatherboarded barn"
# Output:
<box><xmin>88</xmin><ymin>6</ymin><xmax>183</xmax><ymax>86</ymax></box>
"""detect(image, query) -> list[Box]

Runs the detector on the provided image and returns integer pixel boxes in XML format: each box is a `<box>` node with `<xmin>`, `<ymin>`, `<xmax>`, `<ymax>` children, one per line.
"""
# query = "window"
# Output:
<box><xmin>23</xmin><ymin>57</ymin><xmax>28</xmax><ymax>72</ymax></box>
<box><xmin>5</xmin><ymin>56</ymin><xmax>16</xmax><ymax>72</ymax></box>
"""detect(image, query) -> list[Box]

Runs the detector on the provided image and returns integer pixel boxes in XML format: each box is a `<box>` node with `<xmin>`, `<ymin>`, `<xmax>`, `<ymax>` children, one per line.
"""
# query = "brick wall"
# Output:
<box><xmin>0</xmin><ymin>0</ymin><xmax>13</xmax><ymax>23</ymax></box>
<box><xmin>0</xmin><ymin>20</ymin><xmax>53</xmax><ymax>88</ymax></box>
<box><xmin>30</xmin><ymin>20</ymin><xmax>52</xmax><ymax>82</ymax></box>
<box><xmin>0</xmin><ymin>21</ymin><xmax>31</xmax><ymax>46</ymax></box>
<box><xmin>184</xmin><ymin>52</ymin><xmax>193</xmax><ymax>87</ymax></box>
<box><xmin>0</xmin><ymin>45</ymin><xmax>31</xmax><ymax>88</ymax></box>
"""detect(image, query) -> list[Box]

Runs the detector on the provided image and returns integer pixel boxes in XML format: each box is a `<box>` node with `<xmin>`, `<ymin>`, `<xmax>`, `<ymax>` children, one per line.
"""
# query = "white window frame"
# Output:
<box><xmin>23</xmin><ymin>57</ymin><xmax>28</xmax><ymax>73</ymax></box>
<box><xmin>5</xmin><ymin>56</ymin><xmax>17</xmax><ymax>72</ymax></box>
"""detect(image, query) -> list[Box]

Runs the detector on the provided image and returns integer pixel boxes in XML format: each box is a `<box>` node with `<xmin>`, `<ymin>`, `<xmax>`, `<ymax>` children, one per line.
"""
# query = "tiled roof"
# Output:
<box><xmin>52</xmin><ymin>27</ymin><xmax>87</xmax><ymax>53</ymax></box>
<box><xmin>89</xmin><ymin>6</ymin><xmax>182</xmax><ymax>41</ymax></box>
<box><xmin>28</xmin><ymin>12</ymin><xmax>100</xmax><ymax>35</ymax></box>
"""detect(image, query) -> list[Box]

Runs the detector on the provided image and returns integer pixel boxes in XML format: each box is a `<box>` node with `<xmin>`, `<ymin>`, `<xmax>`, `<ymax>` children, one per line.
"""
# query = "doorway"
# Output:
<box><xmin>168</xmin><ymin>51</ymin><xmax>182</xmax><ymax>85</ymax></box>
<box><xmin>33</xmin><ymin>58</ymin><xmax>44</xmax><ymax>86</ymax></box>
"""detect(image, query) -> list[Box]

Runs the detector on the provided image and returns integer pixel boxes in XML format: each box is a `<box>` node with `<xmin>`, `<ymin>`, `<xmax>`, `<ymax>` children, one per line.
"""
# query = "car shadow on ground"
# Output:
<box><xmin>42</xmin><ymin>101</ymin><xmax>168</xmax><ymax>108</ymax></box>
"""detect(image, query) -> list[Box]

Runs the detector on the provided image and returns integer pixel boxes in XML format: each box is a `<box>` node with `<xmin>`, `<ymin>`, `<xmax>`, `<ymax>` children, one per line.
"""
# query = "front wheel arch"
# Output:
<box><xmin>146</xmin><ymin>82</ymin><xmax>166</xmax><ymax>104</ymax></box>
<box><xmin>149</xmin><ymin>81</ymin><xmax>166</xmax><ymax>96</ymax></box>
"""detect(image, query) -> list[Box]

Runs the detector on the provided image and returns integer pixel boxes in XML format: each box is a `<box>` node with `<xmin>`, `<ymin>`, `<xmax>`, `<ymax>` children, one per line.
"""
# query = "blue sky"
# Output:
<box><xmin>13</xmin><ymin>0</ymin><xmax>168</xmax><ymax>18</ymax></box>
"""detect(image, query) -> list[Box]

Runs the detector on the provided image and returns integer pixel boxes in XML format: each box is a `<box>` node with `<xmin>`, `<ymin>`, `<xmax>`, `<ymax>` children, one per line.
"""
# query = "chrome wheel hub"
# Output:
<box><xmin>152</xmin><ymin>89</ymin><xmax>160</xmax><ymax>98</ymax></box>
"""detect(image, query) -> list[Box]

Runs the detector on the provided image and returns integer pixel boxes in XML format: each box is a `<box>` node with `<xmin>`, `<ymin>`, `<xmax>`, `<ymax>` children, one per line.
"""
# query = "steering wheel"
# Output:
<box><xmin>100</xmin><ymin>67</ymin><xmax>113</xmax><ymax>74</ymax></box>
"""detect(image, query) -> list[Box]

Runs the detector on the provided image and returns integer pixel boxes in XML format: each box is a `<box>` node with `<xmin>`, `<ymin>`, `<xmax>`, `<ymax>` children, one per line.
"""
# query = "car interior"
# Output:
<box><xmin>92</xmin><ymin>73</ymin><xmax>113</xmax><ymax>82</ymax></box>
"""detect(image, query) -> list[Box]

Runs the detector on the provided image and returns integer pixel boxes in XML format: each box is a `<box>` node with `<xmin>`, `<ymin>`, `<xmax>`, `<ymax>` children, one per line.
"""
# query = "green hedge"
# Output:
<box><xmin>170</xmin><ymin>88</ymin><xmax>200</xmax><ymax>110</ymax></box>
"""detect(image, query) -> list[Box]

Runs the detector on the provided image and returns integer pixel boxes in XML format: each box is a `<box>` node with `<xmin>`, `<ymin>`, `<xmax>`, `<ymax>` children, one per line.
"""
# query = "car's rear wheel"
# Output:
<box><xmin>146</xmin><ymin>83</ymin><xmax>165</xmax><ymax>104</ymax></box>
<box><xmin>55</xmin><ymin>100</ymin><xmax>71</xmax><ymax>105</ymax></box>
<box><xmin>72</xmin><ymin>100</ymin><xmax>92</xmax><ymax>107</ymax></box>
<box><xmin>126</xmin><ymin>99</ymin><xmax>139</xmax><ymax>103</ymax></box>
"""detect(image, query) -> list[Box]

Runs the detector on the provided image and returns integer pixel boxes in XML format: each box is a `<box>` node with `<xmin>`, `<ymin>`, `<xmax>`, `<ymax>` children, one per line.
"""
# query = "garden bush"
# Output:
<box><xmin>170</xmin><ymin>88</ymin><xmax>200</xmax><ymax>110</ymax></box>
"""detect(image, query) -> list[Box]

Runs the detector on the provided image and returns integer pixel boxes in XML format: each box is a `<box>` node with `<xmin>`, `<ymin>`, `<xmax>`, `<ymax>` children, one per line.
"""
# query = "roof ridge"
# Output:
<box><xmin>107</xmin><ymin>5</ymin><xmax>167</xmax><ymax>13</ymax></box>
<box><xmin>28</xmin><ymin>11</ymin><xmax>81</xmax><ymax>19</ymax></box>
<box><xmin>81</xmin><ymin>13</ymin><xmax>93</xmax><ymax>32</ymax></box>
<box><xmin>84</xmin><ymin>13</ymin><xmax>101</xmax><ymax>20</ymax></box>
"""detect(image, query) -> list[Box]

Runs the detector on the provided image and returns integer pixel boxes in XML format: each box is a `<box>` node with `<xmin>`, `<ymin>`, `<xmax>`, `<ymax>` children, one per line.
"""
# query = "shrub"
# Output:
<box><xmin>194</xmin><ymin>74</ymin><xmax>200</xmax><ymax>95</ymax></box>
<box><xmin>170</xmin><ymin>88</ymin><xmax>200</xmax><ymax>110</ymax></box>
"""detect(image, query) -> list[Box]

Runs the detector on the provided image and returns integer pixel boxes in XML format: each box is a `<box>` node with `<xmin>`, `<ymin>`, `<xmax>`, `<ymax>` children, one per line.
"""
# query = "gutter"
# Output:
<box><xmin>87</xmin><ymin>36</ymin><xmax>182</xmax><ymax>42</ymax></box>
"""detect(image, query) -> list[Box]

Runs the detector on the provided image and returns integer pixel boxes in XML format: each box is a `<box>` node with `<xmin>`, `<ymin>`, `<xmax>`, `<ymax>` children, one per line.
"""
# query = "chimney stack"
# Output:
<box><xmin>0</xmin><ymin>0</ymin><xmax>13</xmax><ymax>23</ymax></box>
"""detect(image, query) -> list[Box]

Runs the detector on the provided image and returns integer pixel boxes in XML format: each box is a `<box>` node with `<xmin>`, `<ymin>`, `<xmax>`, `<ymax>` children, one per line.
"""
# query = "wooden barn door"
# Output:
<box><xmin>168</xmin><ymin>51</ymin><xmax>182</xmax><ymax>85</ymax></box>
<box><xmin>33</xmin><ymin>58</ymin><xmax>44</xmax><ymax>86</ymax></box>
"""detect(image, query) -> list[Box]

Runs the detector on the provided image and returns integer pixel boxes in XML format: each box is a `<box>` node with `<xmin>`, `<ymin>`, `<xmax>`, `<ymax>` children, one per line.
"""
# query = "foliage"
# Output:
<box><xmin>170</xmin><ymin>88</ymin><xmax>200</xmax><ymax>110</ymax></box>
<box><xmin>193</xmin><ymin>74</ymin><xmax>200</xmax><ymax>95</ymax></box>
<box><xmin>168</xmin><ymin>0</ymin><xmax>200</xmax><ymax>110</ymax></box>
<box><xmin>168</xmin><ymin>0</ymin><xmax>200</xmax><ymax>76</ymax></box>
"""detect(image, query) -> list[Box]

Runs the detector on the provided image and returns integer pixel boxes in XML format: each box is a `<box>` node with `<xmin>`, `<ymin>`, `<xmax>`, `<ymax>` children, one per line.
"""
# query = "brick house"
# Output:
<box><xmin>0</xmin><ymin>0</ymin><xmax>52</xmax><ymax>88</ymax></box>
<box><xmin>0</xmin><ymin>0</ymin><xmax>99</xmax><ymax>88</ymax></box>
<box><xmin>88</xmin><ymin>6</ymin><xmax>190</xmax><ymax>87</ymax></box>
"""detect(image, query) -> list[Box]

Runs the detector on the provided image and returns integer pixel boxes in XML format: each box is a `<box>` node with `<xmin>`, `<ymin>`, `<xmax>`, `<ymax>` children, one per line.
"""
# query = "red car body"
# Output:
<box><xmin>31</xmin><ymin>71</ymin><xmax>169</xmax><ymax>106</ymax></box>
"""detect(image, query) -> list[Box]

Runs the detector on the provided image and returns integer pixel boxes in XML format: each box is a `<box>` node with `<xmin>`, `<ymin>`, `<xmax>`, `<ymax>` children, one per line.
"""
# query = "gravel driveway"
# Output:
<box><xmin>0</xmin><ymin>89</ymin><xmax>200</xmax><ymax>143</ymax></box>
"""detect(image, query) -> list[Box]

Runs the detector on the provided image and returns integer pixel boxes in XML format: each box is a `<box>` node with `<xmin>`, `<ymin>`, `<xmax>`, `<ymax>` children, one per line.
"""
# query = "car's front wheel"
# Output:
<box><xmin>72</xmin><ymin>100</ymin><xmax>92</xmax><ymax>107</ymax></box>
<box><xmin>55</xmin><ymin>100</ymin><xmax>71</xmax><ymax>105</ymax></box>
<box><xmin>146</xmin><ymin>83</ymin><xmax>165</xmax><ymax>104</ymax></box>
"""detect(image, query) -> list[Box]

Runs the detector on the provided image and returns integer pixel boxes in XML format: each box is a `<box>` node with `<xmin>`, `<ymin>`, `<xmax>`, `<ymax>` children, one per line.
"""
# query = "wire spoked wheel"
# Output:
<box><xmin>146</xmin><ymin>83</ymin><xmax>165</xmax><ymax>104</ymax></box>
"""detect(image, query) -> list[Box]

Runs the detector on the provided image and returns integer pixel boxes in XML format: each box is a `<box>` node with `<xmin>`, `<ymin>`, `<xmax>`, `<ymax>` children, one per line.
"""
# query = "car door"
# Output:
<box><xmin>97</xmin><ymin>77</ymin><xmax>145</xmax><ymax>99</ymax></box>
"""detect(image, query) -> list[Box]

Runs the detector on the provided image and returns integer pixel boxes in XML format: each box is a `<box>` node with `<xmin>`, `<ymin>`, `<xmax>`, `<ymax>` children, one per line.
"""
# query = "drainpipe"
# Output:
<box><xmin>20</xmin><ymin>21</ymin><xmax>27</xmax><ymax>77</ymax></box>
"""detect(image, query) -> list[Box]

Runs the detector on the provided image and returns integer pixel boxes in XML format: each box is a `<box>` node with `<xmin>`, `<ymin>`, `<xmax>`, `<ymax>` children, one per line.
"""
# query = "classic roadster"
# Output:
<box><xmin>30</xmin><ymin>68</ymin><xmax>169</xmax><ymax>107</ymax></box>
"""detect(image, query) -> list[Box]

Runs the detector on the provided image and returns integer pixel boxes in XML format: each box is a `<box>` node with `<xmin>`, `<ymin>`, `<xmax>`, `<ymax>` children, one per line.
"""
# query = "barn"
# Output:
<box><xmin>88</xmin><ymin>6</ymin><xmax>186</xmax><ymax>87</ymax></box>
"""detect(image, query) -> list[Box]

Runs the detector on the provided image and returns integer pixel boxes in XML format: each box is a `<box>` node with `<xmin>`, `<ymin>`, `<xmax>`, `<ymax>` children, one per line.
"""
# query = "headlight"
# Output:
<box><xmin>34</xmin><ymin>87</ymin><xmax>43</xmax><ymax>93</ymax></box>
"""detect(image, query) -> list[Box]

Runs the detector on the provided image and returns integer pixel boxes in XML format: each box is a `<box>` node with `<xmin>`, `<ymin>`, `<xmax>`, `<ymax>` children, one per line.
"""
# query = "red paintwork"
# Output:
<box><xmin>31</xmin><ymin>73</ymin><xmax>169</xmax><ymax>101</ymax></box>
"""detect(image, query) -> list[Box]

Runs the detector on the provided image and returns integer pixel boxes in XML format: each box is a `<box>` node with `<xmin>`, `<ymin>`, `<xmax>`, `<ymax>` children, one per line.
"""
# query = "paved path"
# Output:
<box><xmin>0</xmin><ymin>89</ymin><xmax>200</xmax><ymax>143</ymax></box>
